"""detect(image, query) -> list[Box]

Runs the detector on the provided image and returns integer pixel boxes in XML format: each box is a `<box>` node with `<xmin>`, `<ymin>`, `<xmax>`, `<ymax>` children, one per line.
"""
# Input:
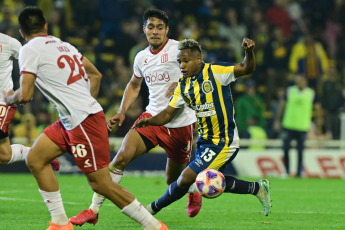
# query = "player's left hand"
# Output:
<box><xmin>2</xmin><ymin>90</ymin><xmax>14</xmax><ymax>106</ymax></box>
<box><xmin>165</xmin><ymin>82</ymin><xmax>178</xmax><ymax>98</ymax></box>
<box><xmin>241</xmin><ymin>38</ymin><xmax>255</xmax><ymax>51</ymax></box>
<box><xmin>133</xmin><ymin>118</ymin><xmax>150</xmax><ymax>130</ymax></box>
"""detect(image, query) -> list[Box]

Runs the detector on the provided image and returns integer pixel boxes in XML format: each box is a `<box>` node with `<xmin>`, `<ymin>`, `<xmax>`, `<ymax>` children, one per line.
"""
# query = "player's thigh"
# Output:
<box><xmin>28</xmin><ymin>133</ymin><xmax>64</xmax><ymax>165</ymax></box>
<box><xmin>159</xmin><ymin>124</ymin><xmax>194</xmax><ymax>164</ymax></box>
<box><xmin>0</xmin><ymin>137</ymin><xmax>12</xmax><ymax>163</ymax></box>
<box><xmin>113</xmin><ymin>129</ymin><xmax>147</xmax><ymax>164</ymax></box>
<box><xmin>189</xmin><ymin>143</ymin><xmax>237</xmax><ymax>174</ymax></box>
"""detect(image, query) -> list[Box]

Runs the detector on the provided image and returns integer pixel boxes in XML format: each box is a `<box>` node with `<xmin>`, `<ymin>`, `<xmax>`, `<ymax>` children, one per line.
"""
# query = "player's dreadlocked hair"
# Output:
<box><xmin>19</xmin><ymin>6</ymin><xmax>46</xmax><ymax>36</ymax></box>
<box><xmin>143</xmin><ymin>9</ymin><xmax>169</xmax><ymax>26</ymax></box>
<box><xmin>178</xmin><ymin>39</ymin><xmax>202</xmax><ymax>54</ymax></box>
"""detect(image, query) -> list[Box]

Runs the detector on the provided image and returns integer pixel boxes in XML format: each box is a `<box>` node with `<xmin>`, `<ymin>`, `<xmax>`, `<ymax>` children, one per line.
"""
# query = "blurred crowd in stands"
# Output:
<box><xmin>1</xmin><ymin>0</ymin><xmax>345</xmax><ymax>145</ymax></box>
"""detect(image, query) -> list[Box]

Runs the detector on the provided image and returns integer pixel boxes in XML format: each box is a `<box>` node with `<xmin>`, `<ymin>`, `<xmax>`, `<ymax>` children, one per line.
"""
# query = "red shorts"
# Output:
<box><xmin>43</xmin><ymin>111</ymin><xmax>110</xmax><ymax>174</ymax></box>
<box><xmin>133</xmin><ymin>112</ymin><xmax>194</xmax><ymax>164</ymax></box>
<box><xmin>0</xmin><ymin>104</ymin><xmax>17</xmax><ymax>136</ymax></box>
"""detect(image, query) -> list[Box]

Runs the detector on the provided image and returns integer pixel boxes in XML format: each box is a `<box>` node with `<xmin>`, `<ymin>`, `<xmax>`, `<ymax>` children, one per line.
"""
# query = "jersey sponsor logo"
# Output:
<box><xmin>196</xmin><ymin>110</ymin><xmax>216</xmax><ymax>118</ymax></box>
<box><xmin>202</xmin><ymin>80</ymin><xmax>213</xmax><ymax>94</ymax></box>
<box><xmin>145</xmin><ymin>72</ymin><xmax>170</xmax><ymax>84</ymax></box>
<box><xmin>161</xmin><ymin>53</ymin><xmax>168</xmax><ymax>63</ymax></box>
<box><xmin>45</xmin><ymin>40</ymin><xmax>57</xmax><ymax>44</ymax></box>
<box><xmin>191</xmin><ymin>102</ymin><xmax>214</xmax><ymax>111</ymax></box>
<box><xmin>0</xmin><ymin>44</ymin><xmax>2</xmax><ymax>53</ymax></box>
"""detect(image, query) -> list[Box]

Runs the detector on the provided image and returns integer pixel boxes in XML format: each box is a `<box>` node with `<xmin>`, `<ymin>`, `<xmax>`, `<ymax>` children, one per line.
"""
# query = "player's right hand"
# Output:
<box><xmin>107</xmin><ymin>112</ymin><xmax>125</xmax><ymax>131</ymax></box>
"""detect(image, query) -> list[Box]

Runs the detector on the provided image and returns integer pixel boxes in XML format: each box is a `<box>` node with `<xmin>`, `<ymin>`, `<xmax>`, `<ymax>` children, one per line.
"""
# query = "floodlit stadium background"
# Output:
<box><xmin>1</xmin><ymin>0</ymin><xmax>345</xmax><ymax>178</ymax></box>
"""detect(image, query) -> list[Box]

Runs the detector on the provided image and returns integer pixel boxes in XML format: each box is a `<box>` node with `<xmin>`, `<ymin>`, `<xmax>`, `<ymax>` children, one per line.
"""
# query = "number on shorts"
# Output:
<box><xmin>72</xmin><ymin>144</ymin><xmax>87</xmax><ymax>158</ymax></box>
<box><xmin>0</xmin><ymin>105</ymin><xmax>6</xmax><ymax>126</ymax></box>
<box><xmin>57</xmin><ymin>55</ymin><xmax>88</xmax><ymax>85</ymax></box>
<box><xmin>201</xmin><ymin>148</ymin><xmax>216</xmax><ymax>162</ymax></box>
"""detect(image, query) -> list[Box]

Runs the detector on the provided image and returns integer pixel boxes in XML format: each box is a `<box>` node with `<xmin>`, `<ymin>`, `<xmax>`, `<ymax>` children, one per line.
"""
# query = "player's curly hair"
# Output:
<box><xmin>143</xmin><ymin>9</ymin><xmax>169</xmax><ymax>26</ymax></box>
<box><xmin>178</xmin><ymin>39</ymin><xmax>202</xmax><ymax>54</ymax></box>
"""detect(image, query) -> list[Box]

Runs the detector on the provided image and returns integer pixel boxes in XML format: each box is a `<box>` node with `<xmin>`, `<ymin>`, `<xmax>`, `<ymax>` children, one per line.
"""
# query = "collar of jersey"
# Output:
<box><xmin>191</xmin><ymin>63</ymin><xmax>205</xmax><ymax>80</ymax></box>
<box><xmin>149</xmin><ymin>38</ymin><xmax>169</xmax><ymax>55</ymax></box>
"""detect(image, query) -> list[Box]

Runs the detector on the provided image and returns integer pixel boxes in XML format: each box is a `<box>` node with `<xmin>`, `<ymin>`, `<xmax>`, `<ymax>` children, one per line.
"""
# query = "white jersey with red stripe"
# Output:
<box><xmin>133</xmin><ymin>38</ymin><xmax>196</xmax><ymax>128</ymax></box>
<box><xmin>0</xmin><ymin>33</ymin><xmax>22</xmax><ymax>105</ymax></box>
<box><xmin>19</xmin><ymin>35</ymin><xmax>102</xmax><ymax>130</ymax></box>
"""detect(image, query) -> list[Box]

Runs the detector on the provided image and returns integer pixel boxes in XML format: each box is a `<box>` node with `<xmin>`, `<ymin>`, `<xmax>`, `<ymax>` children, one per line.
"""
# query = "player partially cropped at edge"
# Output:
<box><xmin>134</xmin><ymin>38</ymin><xmax>272</xmax><ymax>217</ymax></box>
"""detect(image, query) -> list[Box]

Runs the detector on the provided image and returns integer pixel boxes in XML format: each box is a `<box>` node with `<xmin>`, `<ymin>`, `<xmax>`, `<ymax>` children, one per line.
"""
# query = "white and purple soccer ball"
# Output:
<box><xmin>195</xmin><ymin>168</ymin><xmax>226</xmax><ymax>199</ymax></box>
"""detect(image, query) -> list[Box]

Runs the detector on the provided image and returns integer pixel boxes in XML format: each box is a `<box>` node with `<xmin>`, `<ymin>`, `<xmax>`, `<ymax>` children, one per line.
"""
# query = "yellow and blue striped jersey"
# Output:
<box><xmin>169</xmin><ymin>62</ymin><xmax>240</xmax><ymax>147</ymax></box>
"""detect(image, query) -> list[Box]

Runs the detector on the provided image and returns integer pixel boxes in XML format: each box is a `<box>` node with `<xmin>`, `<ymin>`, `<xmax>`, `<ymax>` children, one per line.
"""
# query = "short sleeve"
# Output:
<box><xmin>9</xmin><ymin>37</ymin><xmax>22</xmax><ymax>59</ymax></box>
<box><xmin>211</xmin><ymin>62</ymin><xmax>236</xmax><ymax>86</ymax></box>
<box><xmin>168</xmin><ymin>82</ymin><xmax>185</xmax><ymax>109</ymax></box>
<box><xmin>133</xmin><ymin>52</ymin><xmax>143</xmax><ymax>78</ymax></box>
<box><xmin>19</xmin><ymin>45</ymin><xmax>40</xmax><ymax>75</ymax></box>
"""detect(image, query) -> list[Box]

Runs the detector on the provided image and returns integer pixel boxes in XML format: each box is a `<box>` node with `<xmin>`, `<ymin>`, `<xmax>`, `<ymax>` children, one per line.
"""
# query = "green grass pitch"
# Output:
<box><xmin>0</xmin><ymin>173</ymin><xmax>344</xmax><ymax>230</ymax></box>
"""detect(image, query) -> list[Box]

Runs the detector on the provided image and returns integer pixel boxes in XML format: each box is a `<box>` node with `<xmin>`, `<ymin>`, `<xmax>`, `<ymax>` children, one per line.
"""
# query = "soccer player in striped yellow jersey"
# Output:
<box><xmin>134</xmin><ymin>38</ymin><xmax>272</xmax><ymax>218</ymax></box>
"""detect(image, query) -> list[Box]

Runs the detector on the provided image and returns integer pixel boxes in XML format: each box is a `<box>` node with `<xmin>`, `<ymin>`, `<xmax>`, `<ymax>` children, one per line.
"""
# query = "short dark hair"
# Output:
<box><xmin>143</xmin><ymin>9</ymin><xmax>168</xmax><ymax>26</ymax></box>
<box><xmin>18</xmin><ymin>6</ymin><xmax>46</xmax><ymax>36</ymax></box>
<box><xmin>178</xmin><ymin>39</ymin><xmax>202</xmax><ymax>54</ymax></box>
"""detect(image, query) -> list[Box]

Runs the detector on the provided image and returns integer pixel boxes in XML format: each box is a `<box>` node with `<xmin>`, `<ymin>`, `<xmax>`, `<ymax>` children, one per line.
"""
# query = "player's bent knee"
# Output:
<box><xmin>0</xmin><ymin>153</ymin><xmax>11</xmax><ymax>164</ymax></box>
<box><xmin>113</xmin><ymin>151</ymin><xmax>131</xmax><ymax>169</ymax></box>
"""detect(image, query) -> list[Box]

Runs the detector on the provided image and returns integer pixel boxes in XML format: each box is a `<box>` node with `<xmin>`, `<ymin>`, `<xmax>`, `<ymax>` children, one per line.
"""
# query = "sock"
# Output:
<box><xmin>89</xmin><ymin>192</ymin><xmax>105</xmax><ymax>214</ymax></box>
<box><xmin>39</xmin><ymin>189</ymin><xmax>68</xmax><ymax>225</ymax></box>
<box><xmin>151</xmin><ymin>181</ymin><xmax>189</xmax><ymax>213</ymax></box>
<box><xmin>121</xmin><ymin>199</ymin><xmax>161</xmax><ymax>230</ymax></box>
<box><xmin>188</xmin><ymin>182</ymin><xmax>197</xmax><ymax>194</ymax></box>
<box><xmin>7</xmin><ymin>144</ymin><xmax>30</xmax><ymax>164</ymax></box>
<box><xmin>109</xmin><ymin>163</ymin><xmax>123</xmax><ymax>184</ymax></box>
<box><xmin>89</xmin><ymin>164</ymin><xmax>124</xmax><ymax>214</ymax></box>
<box><xmin>224</xmin><ymin>176</ymin><xmax>259</xmax><ymax>195</ymax></box>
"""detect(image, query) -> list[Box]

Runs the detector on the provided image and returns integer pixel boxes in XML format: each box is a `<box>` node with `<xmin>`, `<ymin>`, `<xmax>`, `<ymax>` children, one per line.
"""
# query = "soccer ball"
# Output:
<box><xmin>195</xmin><ymin>168</ymin><xmax>226</xmax><ymax>199</ymax></box>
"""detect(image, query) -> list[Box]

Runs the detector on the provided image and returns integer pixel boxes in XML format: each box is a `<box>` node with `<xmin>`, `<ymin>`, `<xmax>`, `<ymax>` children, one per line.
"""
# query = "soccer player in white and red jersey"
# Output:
<box><xmin>69</xmin><ymin>9</ymin><xmax>201</xmax><ymax>226</ymax></box>
<box><xmin>0</xmin><ymin>32</ymin><xmax>59</xmax><ymax>171</ymax></box>
<box><xmin>3</xmin><ymin>6</ymin><xmax>168</xmax><ymax>230</ymax></box>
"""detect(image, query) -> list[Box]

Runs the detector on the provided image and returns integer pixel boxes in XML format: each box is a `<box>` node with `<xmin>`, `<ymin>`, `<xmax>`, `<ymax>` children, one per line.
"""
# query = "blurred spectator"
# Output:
<box><xmin>321</xmin><ymin>64</ymin><xmax>345</xmax><ymax>139</ymax></box>
<box><xmin>245</xmin><ymin>116</ymin><xmax>268</xmax><ymax>150</ymax></box>
<box><xmin>265</xmin><ymin>0</ymin><xmax>292</xmax><ymax>37</ymax></box>
<box><xmin>274</xmin><ymin>75</ymin><xmax>321</xmax><ymax>177</ymax></box>
<box><xmin>289</xmin><ymin>34</ymin><xmax>329</xmax><ymax>90</ymax></box>
<box><xmin>13</xmin><ymin>113</ymin><xmax>40</xmax><ymax>146</ymax></box>
<box><xmin>96</xmin><ymin>0</ymin><xmax>128</xmax><ymax>53</ymax></box>
<box><xmin>235</xmin><ymin>79</ymin><xmax>266</xmax><ymax>137</ymax></box>
<box><xmin>264</xmin><ymin>26</ymin><xmax>292</xmax><ymax>103</ymax></box>
<box><xmin>218</xmin><ymin>7</ymin><xmax>247</xmax><ymax>62</ymax></box>
<box><xmin>0</xmin><ymin>5</ymin><xmax>19</xmax><ymax>33</ymax></box>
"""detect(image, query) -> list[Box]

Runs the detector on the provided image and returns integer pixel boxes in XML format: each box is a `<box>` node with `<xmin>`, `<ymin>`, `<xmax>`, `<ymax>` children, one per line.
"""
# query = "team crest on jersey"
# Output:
<box><xmin>161</xmin><ymin>53</ymin><xmax>168</xmax><ymax>63</ymax></box>
<box><xmin>202</xmin><ymin>80</ymin><xmax>213</xmax><ymax>94</ymax></box>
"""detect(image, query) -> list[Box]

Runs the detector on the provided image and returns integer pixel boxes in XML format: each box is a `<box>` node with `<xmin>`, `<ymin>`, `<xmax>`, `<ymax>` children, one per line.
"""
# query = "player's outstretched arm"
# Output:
<box><xmin>234</xmin><ymin>38</ymin><xmax>256</xmax><ymax>78</ymax></box>
<box><xmin>107</xmin><ymin>76</ymin><xmax>143</xmax><ymax>130</ymax></box>
<box><xmin>2</xmin><ymin>73</ymin><xmax>35</xmax><ymax>106</ymax></box>
<box><xmin>82</xmin><ymin>57</ymin><xmax>102</xmax><ymax>98</ymax></box>
<box><xmin>134</xmin><ymin>105</ymin><xmax>179</xmax><ymax>128</ymax></box>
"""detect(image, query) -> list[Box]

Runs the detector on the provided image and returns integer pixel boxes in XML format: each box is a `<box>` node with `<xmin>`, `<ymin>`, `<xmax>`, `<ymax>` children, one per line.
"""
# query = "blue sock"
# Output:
<box><xmin>151</xmin><ymin>181</ymin><xmax>189</xmax><ymax>213</ymax></box>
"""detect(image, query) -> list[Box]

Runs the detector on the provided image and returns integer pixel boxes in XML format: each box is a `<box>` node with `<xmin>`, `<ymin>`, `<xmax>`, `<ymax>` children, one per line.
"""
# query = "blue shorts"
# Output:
<box><xmin>189</xmin><ymin>142</ymin><xmax>239</xmax><ymax>174</ymax></box>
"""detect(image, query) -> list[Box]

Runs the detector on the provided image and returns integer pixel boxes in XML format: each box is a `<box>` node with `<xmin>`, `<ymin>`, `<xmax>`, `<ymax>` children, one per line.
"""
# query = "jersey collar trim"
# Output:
<box><xmin>149</xmin><ymin>38</ymin><xmax>169</xmax><ymax>55</ymax></box>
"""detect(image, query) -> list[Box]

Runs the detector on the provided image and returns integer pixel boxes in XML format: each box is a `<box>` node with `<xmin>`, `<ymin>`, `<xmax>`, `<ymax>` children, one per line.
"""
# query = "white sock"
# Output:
<box><xmin>89</xmin><ymin>164</ymin><xmax>124</xmax><ymax>214</ymax></box>
<box><xmin>109</xmin><ymin>163</ymin><xmax>123</xmax><ymax>184</ymax></box>
<box><xmin>188</xmin><ymin>182</ymin><xmax>197</xmax><ymax>194</ymax></box>
<box><xmin>39</xmin><ymin>189</ymin><xmax>68</xmax><ymax>225</ymax></box>
<box><xmin>7</xmin><ymin>144</ymin><xmax>30</xmax><ymax>164</ymax></box>
<box><xmin>89</xmin><ymin>192</ymin><xmax>105</xmax><ymax>214</ymax></box>
<box><xmin>121</xmin><ymin>199</ymin><xmax>161</xmax><ymax>230</ymax></box>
